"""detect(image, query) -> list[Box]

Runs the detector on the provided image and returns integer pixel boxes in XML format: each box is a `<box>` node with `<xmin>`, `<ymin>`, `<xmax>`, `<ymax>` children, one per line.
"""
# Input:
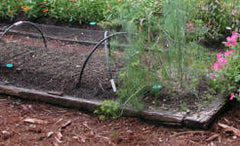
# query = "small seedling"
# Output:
<box><xmin>180</xmin><ymin>102</ymin><xmax>188</xmax><ymax>112</ymax></box>
<box><xmin>94</xmin><ymin>100</ymin><xmax>120</xmax><ymax>120</ymax></box>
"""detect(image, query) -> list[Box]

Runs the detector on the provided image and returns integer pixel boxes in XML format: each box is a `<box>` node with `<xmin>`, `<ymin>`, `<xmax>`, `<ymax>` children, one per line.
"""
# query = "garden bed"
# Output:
<box><xmin>0</xmin><ymin>42</ymin><xmax>122</xmax><ymax>100</ymax></box>
<box><xmin>0</xmin><ymin>24</ymin><xmax>229</xmax><ymax>129</ymax></box>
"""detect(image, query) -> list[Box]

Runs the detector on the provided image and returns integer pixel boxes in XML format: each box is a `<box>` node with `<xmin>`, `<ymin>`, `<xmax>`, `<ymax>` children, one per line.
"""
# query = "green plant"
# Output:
<box><xmin>0</xmin><ymin>0</ymin><xmax>117</xmax><ymax>24</ymax></box>
<box><xmin>102</xmin><ymin>0</ymin><xmax>163</xmax><ymax>33</ymax></box>
<box><xmin>0</xmin><ymin>0</ymin><xmax>21</xmax><ymax>20</ymax></box>
<box><xmin>49</xmin><ymin>0</ymin><xmax>108</xmax><ymax>24</ymax></box>
<box><xmin>115</xmin><ymin>0</ymin><xmax>212</xmax><ymax>110</ymax></box>
<box><xmin>158</xmin><ymin>0</ymin><xmax>210</xmax><ymax>94</ymax></box>
<box><xmin>94</xmin><ymin>100</ymin><xmax>120</xmax><ymax>120</ymax></box>
<box><xmin>209</xmin><ymin>30</ymin><xmax>240</xmax><ymax>100</ymax></box>
<box><xmin>180</xmin><ymin>102</ymin><xmax>188</xmax><ymax>112</ymax></box>
<box><xmin>117</xmin><ymin>54</ymin><xmax>159</xmax><ymax>109</ymax></box>
<box><xmin>193</xmin><ymin>0</ymin><xmax>240</xmax><ymax>42</ymax></box>
<box><xmin>21</xmin><ymin>0</ymin><xmax>51</xmax><ymax>18</ymax></box>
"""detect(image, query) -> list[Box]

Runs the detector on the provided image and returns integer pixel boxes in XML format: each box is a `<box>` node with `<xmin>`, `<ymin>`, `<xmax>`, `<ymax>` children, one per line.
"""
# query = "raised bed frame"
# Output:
<box><xmin>0</xmin><ymin>21</ymin><xmax>229</xmax><ymax>129</ymax></box>
<box><xmin>0</xmin><ymin>83</ymin><xmax>228</xmax><ymax>129</ymax></box>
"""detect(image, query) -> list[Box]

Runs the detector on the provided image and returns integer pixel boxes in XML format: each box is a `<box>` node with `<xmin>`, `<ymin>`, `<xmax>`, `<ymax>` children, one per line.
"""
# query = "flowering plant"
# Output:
<box><xmin>0</xmin><ymin>0</ymin><xmax>21</xmax><ymax>20</ymax></box>
<box><xmin>210</xmin><ymin>30</ymin><xmax>240</xmax><ymax>101</ymax></box>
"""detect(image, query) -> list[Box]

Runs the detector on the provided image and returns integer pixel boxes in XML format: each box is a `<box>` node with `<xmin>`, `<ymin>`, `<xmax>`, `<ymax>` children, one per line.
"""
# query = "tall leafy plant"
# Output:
<box><xmin>116</xmin><ymin>0</ymin><xmax>209</xmax><ymax>109</ymax></box>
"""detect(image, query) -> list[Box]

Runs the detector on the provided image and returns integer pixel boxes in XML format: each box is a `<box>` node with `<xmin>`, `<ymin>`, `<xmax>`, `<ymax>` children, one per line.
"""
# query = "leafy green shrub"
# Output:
<box><xmin>192</xmin><ymin>0</ymin><xmax>240</xmax><ymax>42</ymax></box>
<box><xmin>102</xmin><ymin>0</ymin><xmax>163</xmax><ymax>36</ymax></box>
<box><xmin>21</xmin><ymin>0</ymin><xmax>50</xmax><ymax>18</ymax></box>
<box><xmin>48</xmin><ymin>0</ymin><xmax>107</xmax><ymax>24</ymax></box>
<box><xmin>0</xmin><ymin>0</ymin><xmax>21</xmax><ymax>20</ymax></box>
<box><xmin>0</xmin><ymin>0</ymin><xmax>114</xmax><ymax>24</ymax></box>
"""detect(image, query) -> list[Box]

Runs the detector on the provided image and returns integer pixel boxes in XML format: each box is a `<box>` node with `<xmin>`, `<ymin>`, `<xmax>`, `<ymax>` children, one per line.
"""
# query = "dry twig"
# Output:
<box><xmin>173</xmin><ymin>131</ymin><xmax>208</xmax><ymax>137</ymax></box>
<box><xmin>218</xmin><ymin>123</ymin><xmax>240</xmax><ymax>137</ymax></box>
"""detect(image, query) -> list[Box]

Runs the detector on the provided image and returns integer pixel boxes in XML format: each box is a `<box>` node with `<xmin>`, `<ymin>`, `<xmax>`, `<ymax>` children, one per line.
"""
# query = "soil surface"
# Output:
<box><xmin>0</xmin><ymin>34</ymin><xmax>123</xmax><ymax>101</ymax></box>
<box><xmin>0</xmin><ymin>95</ymin><xmax>240</xmax><ymax>145</ymax></box>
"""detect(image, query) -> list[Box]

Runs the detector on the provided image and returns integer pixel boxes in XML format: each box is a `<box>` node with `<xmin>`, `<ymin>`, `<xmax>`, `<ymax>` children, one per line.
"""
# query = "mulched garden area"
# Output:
<box><xmin>0</xmin><ymin>95</ymin><xmax>240</xmax><ymax>145</ymax></box>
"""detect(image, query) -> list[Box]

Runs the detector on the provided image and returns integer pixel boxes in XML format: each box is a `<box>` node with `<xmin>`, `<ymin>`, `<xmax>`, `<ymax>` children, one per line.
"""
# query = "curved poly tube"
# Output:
<box><xmin>0</xmin><ymin>21</ymin><xmax>47</xmax><ymax>49</ymax></box>
<box><xmin>76</xmin><ymin>32</ymin><xmax>127</xmax><ymax>88</ymax></box>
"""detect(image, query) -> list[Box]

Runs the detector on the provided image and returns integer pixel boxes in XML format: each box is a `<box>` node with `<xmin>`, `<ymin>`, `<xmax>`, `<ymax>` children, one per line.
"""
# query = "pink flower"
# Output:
<box><xmin>230</xmin><ymin>93</ymin><xmax>234</xmax><ymax>100</ymax></box>
<box><xmin>218</xmin><ymin>57</ymin><xmax>226</xmax><ymax>65</ymax></box>
<box><xmin>221</xmin><ymin>76</ymin><xmax>225</xmax><ymax>81</ymax></box>
<box><xmin>213</xmin><ymin>61</ymin><xmax>223</xmax><ymax>70</ymax></box>
<box><xmin>226</xmin><ymin>36</ymin><xmax>237</xmax><ymax>46</ymax></box>
<box><xmin>187</xmin><ymin>22</ymin><xmax>195</xmax><ymax>31</ymax></box>
<box><xmin>232</xmin><ymin>31</ymin><xmax>238</xmax><ymax>39</ymax></box>
<box><xmin>188</xmin><ymin>26</ymin><xmax>194</xmax><ymax>30</ymax></box>
<box><xmin>226</xmin><ymin>31</ymin><xmax>238</xmax><ymax>46</ymax></box>
<box><xmin>216</xmin><ymin>53</ymin><xmax>222</xmax><ymax>59</ymax></box>
<box><xmin>212</xmin><ymin>74</ymin><xmax>216</xmax><ymax>79</ymax></box>
<box><xmin>213</xmin><ymin>62</ymin><xmax>219</xmax><ymax>70</ymax></box>
<box><xmin>229</xmin><ymin>49</ymin><xmax>234</xmax><ymax>54</ymax></box>
<box><xmin>224</xmin><ymin>49</ymin><xmax>234</xmax><ymax>56</ymax></box>
<box><xmin>213</xmin><ymin>52</ymin><xmax>228</xmax><ymax>70</ymax></box>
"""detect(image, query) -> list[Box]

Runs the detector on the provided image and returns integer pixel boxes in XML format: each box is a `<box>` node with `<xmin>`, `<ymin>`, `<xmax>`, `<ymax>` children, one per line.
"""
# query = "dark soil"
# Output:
<box><xmin>0</xmin><ymin>35</ymin><xmax>123</xmax><ymax>101</ymax></box>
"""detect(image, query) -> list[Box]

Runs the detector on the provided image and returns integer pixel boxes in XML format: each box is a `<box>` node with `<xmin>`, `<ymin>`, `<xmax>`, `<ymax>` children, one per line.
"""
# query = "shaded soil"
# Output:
<box><xmin>0</xmin><ymin>95</ymin><xmax>240</xmax><ymax>145</ymax></box>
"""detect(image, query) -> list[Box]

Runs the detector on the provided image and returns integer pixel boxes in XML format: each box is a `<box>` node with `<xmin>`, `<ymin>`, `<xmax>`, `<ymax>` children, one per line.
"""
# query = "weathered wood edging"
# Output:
<box><xmin>0</xmin><ymin>84</ymin><xmax>228</xmax><ymax>129</ymax></box>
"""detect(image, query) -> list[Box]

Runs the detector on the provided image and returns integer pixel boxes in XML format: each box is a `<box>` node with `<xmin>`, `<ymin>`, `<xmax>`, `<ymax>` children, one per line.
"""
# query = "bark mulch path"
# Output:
<box><xmin>0</xmin><ymin>95</ymin><xmax>240</xmax><ymax>145</ymax></box>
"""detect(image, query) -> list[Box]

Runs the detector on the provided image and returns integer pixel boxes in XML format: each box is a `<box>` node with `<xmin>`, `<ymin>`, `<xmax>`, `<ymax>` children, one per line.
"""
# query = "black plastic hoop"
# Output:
<box><xmin>76</xmin><ymin>32</ymin><xmax>127</xmax><ymax>88</ymax></box>
<box><xmin>0</xmin><ymin>21</ymin><xmax>47</xmax><ymax>49</ymax></box>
